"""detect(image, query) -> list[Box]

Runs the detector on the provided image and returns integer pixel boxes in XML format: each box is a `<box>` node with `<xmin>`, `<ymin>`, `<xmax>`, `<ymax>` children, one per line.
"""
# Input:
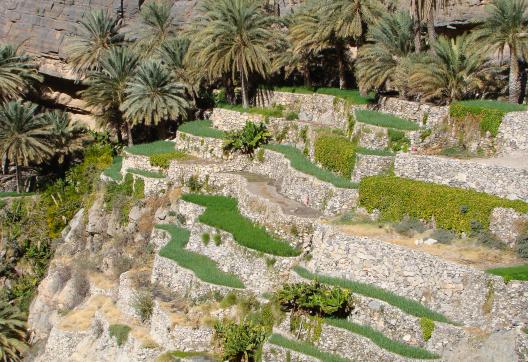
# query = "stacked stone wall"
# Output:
<box><xmin>497</xmin><ymin>111</ymin><xmax>528</xmax><ymax>154</ymax></box>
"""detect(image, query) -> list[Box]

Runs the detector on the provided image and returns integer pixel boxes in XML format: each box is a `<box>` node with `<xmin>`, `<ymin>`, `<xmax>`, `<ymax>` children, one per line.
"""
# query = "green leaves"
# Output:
<box><xmin>0</xmin><ymin>301</ymin><xmax>27</xmax><ymax>362</ymax></box>
<box><xmin>223</xmin><ymin>121</ymin><xmax>272</xmax><ymax>155</ymax></box>
<box><xmin>0</xmin><ymin>44</ymin><xmax>42</xmax><ymax>102</ymax></box>
<box><xmin>214</xmin><ymin>320</ymin><xmax>267</xmax><ymax>361</ymax></box>
<box><xmin>314</xmin><ymin>131</ymin><xmax>356</xmax><ymax>178</ymax></box>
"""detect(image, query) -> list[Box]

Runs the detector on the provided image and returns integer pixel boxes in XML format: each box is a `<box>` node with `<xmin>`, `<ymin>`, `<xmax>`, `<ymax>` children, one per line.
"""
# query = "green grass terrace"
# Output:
<box><xmin>355</xmin><ymin>110</ymin><xmax>420</xmax><ymax>131</ymax></box>
<box><xmin>181</xmin><ymin>193</ymin><xmax>300</xmax><ymax>257</ymax></box>
<box><xmin>487</xmin><ymin>264</ymin><xmax>528</xmax><ymax>282</ymax></box>
<box><xmin>156</xmin><ymin>224</ymin><xmax>245</xmax><ymax>289</ymax></box>
<box><xmin>273</xmin><ymin>86</ymin><xmax>376</xmax><ymax>105</ymax></box>
<box><xmin>178</xmin><ymin>120</ymin><xmax>226</xmax><ymax>139</ymax></box>
<box><xmin>125</xmin><ymin>140</ymin><xmax>176</xmax><ymax>156</ymax></box>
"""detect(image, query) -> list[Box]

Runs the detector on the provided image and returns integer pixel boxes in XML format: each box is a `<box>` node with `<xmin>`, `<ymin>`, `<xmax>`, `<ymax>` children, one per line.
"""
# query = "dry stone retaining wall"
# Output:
<box><xmin>377</xmin><ymin>97</ymin><xmax>448</xmax><ymax>128</ymax></box>
<box><xmin>210</xmin><ymin>108</ymin><xmax>264</xmax><ymax>131</ymax></box>
<box><xmin>176</xmin><ymin>132</ymin><xmax>226</xmax><ymax>160</ymax></box>
<box><xmin>489</xmin><ymin>208</ymin><xmax>528</xmax><ymax>247</ymax></box>
<box><xmin>352</xmin><ymin>154</ymin><xmax>394</xmax><ymax>182</ymax></box>
<box><xmin>394</xmin><ymin>153</ymin><xmax>528</xmax><ymax>202</ymax></box>
<box><xmin>497</xmin><ymin>111</ymin><xmax>528</xmax><ymax>154</ymax></box>
<box><xmin>307</xmin><ymin>224</ymin><xmax>528</xmax><ymax>330</ymax></box>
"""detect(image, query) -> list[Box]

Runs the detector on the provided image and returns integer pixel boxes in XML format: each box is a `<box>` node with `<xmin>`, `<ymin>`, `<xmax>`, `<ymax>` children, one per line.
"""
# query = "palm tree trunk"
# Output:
<box><xmin>413</xmin><ymin>2</ymin><xmax>422</xmax><ymax>53</ymax></box>
<box><xmin>509</xmin><ymin>45</ymin><xmax>522</xmax><ymax>104</ymax></box>
<box><xmin>303</xmin><ymin>67</ymin><xmax>312</xmax><ymax>88</ymax></box>
<box><xmin>116</xmin><ymin>125</ymin><xmax>123</xmax><ymax>144</ymax></box>
<box><xmin>336</xmin><ymin>43</ymin><xmax>347</xmax><ymax>89</ymax></box>
<box><xmin>427</xmin><ymin>6</ymin><xmax>437</xmax><ymax>49</ymax></box>
<box><xmin>14</xmin><ymin>159</ymin><xmax>21</xmax><ymax>193</ymax></box>
<box><xmin>126</xmin><ymin>122</ymin><xmax>134</xmax><ymax>146</ymax></box>
<box><xmin>240</xmin><ymin>68</ymin><xmax>249</xmax><ymax>109</ymax></box>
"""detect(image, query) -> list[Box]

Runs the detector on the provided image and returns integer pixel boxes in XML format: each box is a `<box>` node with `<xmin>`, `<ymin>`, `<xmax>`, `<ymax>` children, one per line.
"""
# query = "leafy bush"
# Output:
<box><xmin>149</xmin><ymin>151</ymin><xmax>189</xmax><ymax>169</ymax></box>
<box><xmin>359</xmin><ymin>176</ymin><xmax>528</xmax><ymax>233</ymax></box>
<box><xmin>104</xmin><ymin>173</ymin><xmax>144</xmax><ymax>225</ymax></box>
<box><xmin>450</xmin><ymin>101</ymin><xmax>527</xmax><ymax>137</ymax></box>
<box><xmin>393</xmin><ymin>216</ymin><xmax>427</xmax><ymax>236</ymax></box>
<box><xmin>516</xmin><ymin>233</ymin><xmax>528</xmax><ymax>259</ymax></box>
<box><xmin>0</xmin><ymin>301</ymin><xmax>28</xmax><ymax>361</ymax></box>
<box><xmin>388</xmin><ymin>129</ymin><xmax>410</xmax><ymax>152</ymax></box>
<box><xmin>420</xmin><ymin>317</ymin><xmax>435</xmax><ymax>341</ymax></box>
<box><xmin>274</xmin><ymin>282</ymin><xmax>354</xmax><ymax>318</ymax></box>
<box><xmin>109</xmin><ymin>324</ymin><xmax>131</xmax><ymax>346</ymax></box>
<box><xmin>314</xmin><ymin>131</ymin><xmax>356</xmax><ymax>178</ymax></box>
<box><xmin>131</xmin><ymin>291</ymin><xmax>154</xmax><ymax>322</ymax></box>
<box><xmin>430</xmin><ymin>229</ymin><xmax>456</xmax><ymax>244</ymax></box>
<box><xmin>201</xmin><ymin>232</ymin><xmax>210</xmax><ymax>245</ymax></box>
<box><xmin>213</xmin><ymin>320</ymin><xmax>267</xmax><ymax>362</ymax></box>
<box><xmin>224</xmin><ymin>121</ymin><xmax>272</xmax><ymax>155</ymax></box>
<box><xmin>213</xmin><ymin>88</ymin><xmax>227</xmax><ymax>105</ymax></box>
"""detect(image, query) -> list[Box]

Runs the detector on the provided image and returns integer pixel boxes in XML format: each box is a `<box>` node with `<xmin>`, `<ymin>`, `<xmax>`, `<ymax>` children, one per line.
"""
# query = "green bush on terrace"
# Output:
<box><xmin>487</xmin><ymin>264</ymin><xmax>528</xmax><ymax>282</ymax></box>
<box><xmin>149</xmin><ymin>151</ymin><xmax>190</xmax><ymax>169</ymax></box>
<box><xmin>355</xmin><ymin>110</ymin><xmax>420</xmax><ymax>130</ymax></box>
<box><xmin>156</xmin><ymin>224</ymin><xmax>245</xmax><ymax>288</ymax></box>
<box><xmin>294</xmin><ymin>266</ymin><xmax>451</xmax><ymax>323</ymax></box>
<box><xmin>179</xmin><ymin>120</ymin><xmax>226</xmax><ymax>139</ymax></box>
<box><xmin>125</xmin><ymin>140</ymin><xmax>176</xmax><ymax>156</ymax></box>
<box><xmin>181</xmin><ymin>193</ymin><xmax>300</xmax><ymax>257</ymax></box>
<box><xmin>264</xmin><ymin>144</ymin><xmax>357</xmax><ymax>189</ymax></box>
<box><xmin>268</xmin><ymin>334</ymin><xmax>350</xmax><ymax>362</ymax></box>
<box><xmin>109</xmin><ymin>324</ymin><xmax>131</xmax><ymax>347</ymax></box>
<box><xmin>449</xmin><ymin>100</ymin><xmax>527</xmax><ymax>137</ymax></box>
<box><xmin>359</xmin><ymin>176</ymin><xmax>528</xmax><ymax>233</ymax></box>
<box><xmin>314</xmin><ymin>131</ymin><xmax>357</xmax><ymax>178</ymax></box>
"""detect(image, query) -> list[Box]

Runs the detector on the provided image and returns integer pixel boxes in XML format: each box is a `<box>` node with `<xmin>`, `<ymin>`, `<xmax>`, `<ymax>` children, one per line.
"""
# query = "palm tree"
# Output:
<box><xmin>80</xmin><ymin>46</ymin><xmax>139</xmax><ymax>144</ymax></box>
<box><xmin>121</xmin><ymin>61</ymin><xmax>190</xmax><ymax>145</ymax></box>
<box><xmin>0</xmin><ymin>101</ymin><xmax>53</xmax><ymax>193</ymax></box>
<box><xmin>356</xmin><ymin>11</ymin><xmax>415</xmax><ymax>95</ymax></box>
<box><xmin>0</xmin><ymin>301</ymin><xmax>27</xmax><ymax>362</ymax></box>
<box><xmin>42</xmin><ymin>111</ymin><xmax>85</xmax><ymax>164</ymax></box>
<box><xmin>0</xmin><ymin>44</ymin><xmax>42</xmax><ymax>102</ymax></box>
<box><xmin>316</xmin><ymin>0</ymin><xmax>383</xmax><ymax>88</ymax></box>
<box><xmin>186</xmin><ymin>0</ymin><xmax>281</xmax><ymax>108</ymax></box>
<box><xmin>135</xmin><ymin>1</ymin><xmax>176</xmax><ymax>57</ymax></box>
<box><xmin>65</xmin><ymin>10</ymin><xmax>124</xmax><ymax>78</ymax></box>
<box><xmin>477</xmin><ymin>0</ymin><xmax>528</xmax><ymax>104</ymax></box>
<box><xmin>409</xmin><ymin>34</ymin><xmax>487</xmax><ymax>104</ymax></box>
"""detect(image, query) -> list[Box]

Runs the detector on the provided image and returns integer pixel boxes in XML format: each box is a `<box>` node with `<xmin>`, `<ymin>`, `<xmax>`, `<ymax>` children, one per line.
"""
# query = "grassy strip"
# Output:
<box><xmin>487</xmin><ymin>264</ymin><xmax>528</xmax><ymax>281</ymax></box>
<box><xmin>103</xmin><ymin>156</ymin><xmax>123</xmax><ymax>181</ymax></box>
<box><xmin>179</xmin><ymin>120</ymin><xmax>226</xmax><ymax>139</ymax></box>
<box><xmin>268</xmin><ymin>334</ymin><xmax>350</xmax><ymax>362</ymax></box>
<box><xmin>356</xmin><ymin>147</ymin><xmax>395</xmax><ymax>156</ymax></box>
<box><xmin>156</xmin><ymin>224</ymin><xmax>245</xmax><ymax>288</ymax></box>
<box><xmin>294</xmin><ymin>266</ymin><xmax>452</xmax><ymax>324</ymax></box>
<box><xmin>126</xmin><ymin>141</ymin><xmax>176</xmax><ymax>156</ymax></box>
<box><xmin>0</xmin><ymin>192</ymin><xmax>36</xmax><ymax>198</ymax></box>
<box><xmin>325</xmin><ymin>318</ymin><xmax>440</xmax><ymax>359</ymax></box>
<box><xmin>273</xmin><ymin>87</ymin><xmax>375</xmax><ymax>105</ymax></box>
<box><xmin>264</xmin><ymin>144</ymin><xmax>357</xmax><ymax>189</ymax></box>
<box><xmin>355</xmin><ymin>110</ymin><xmax>420</xmax><ymax>131</ymax></box>
<box><xmin>454</xmin><ymin>100</ymin><xmax>527</xmax><ymax>113</ymax></box>
<box><xmin>127</xmin><ymin>168</ymin><xmax>165</xmax><ymax>179</ymax></box>
<box><xmin>181</xmin><ymin>194</ymin><xmax>300</xmax><ymax>257</ymax></box>
<box><xmin>217</xmin><ymin>103</ymin><xmax>284</xmax><ymax>118</ymax></box>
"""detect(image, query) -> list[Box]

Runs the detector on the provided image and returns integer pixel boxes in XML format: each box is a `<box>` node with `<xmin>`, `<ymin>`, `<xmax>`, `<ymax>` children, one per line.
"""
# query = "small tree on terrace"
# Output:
<box><xmin>186</xmin><ymin>0</ymin><xmax>281</xmax><ymax>108</ymax></box>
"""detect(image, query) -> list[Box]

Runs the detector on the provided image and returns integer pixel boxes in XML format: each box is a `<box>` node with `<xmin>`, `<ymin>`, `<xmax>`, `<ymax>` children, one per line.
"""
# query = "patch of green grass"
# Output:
<box><xmin>150</xmin><ymin>151</ymin><xmax>190</xmax><ymax>169</ymax></box>
<box><xmin>127</xmin><ymin>168</ymin><xmax>165</xmax><ymax>179</ymax></box>
<box><xmin>217</xmin><ymin>103</ymin><xmax>284</xmax><ymax>118</ymax></box>
<box><xmin>356</xmin><ymin>147</ymin><xmax>395</xmax><ymax>156</ymax></box>
<box><xmin>179</xmin><ymin>120</ymin><xmax>226</xmax><ymax>139</ymax></box>
<box><xmin>486</xmin><ymin>264</ymin><xmax>528</xmax><ymax>281</ymax></box>
<box><xmin>274</xmin><ymin>86</ymin><xmax>315</xmax><ymax>94</ymax></box>
<box><xmin>126</xmin><ymin>141</ymin><xmax>176</xmax><ymax>156</ymax></box>
<box><xmin>355</xmin><ymin>110</ymin><xmax>420</xmax><ymax>131</ymax></box>
<box><xmin>455</xmin><ymin>100</ymin><xmax>527</xmax><ymax>113</ymax></box>
<box><xmin>325</xmin><ymin>318</ymin><xmax>440</xmax><ymax>359</ymax></box>
<box><xmin>294</xmin><ymin>266</ymin><xmax>452</xmax><ymax>324</ymax></box>
<box><xmin>0</xmin><ymin>192</ymin><xmax>36</xmax><ymax>198</ymax></box>
<box><xmin>156</xmin><ymin>224</ymin><xmax>245</xmax><ymax>288</ymax></box>
<box><xmin>109</xmin><ymin>324</ymin><xmax>131</xmax><ymax>346</ymax></box>
<box><xmin>268</xmin><ymin>334</ymin><xmax>350</xmax><ymax>362</ymax></box>
<box><xmin>103</xmin><ymin>156</ymin><xmax>123</xmax><ymax>181</ymax></box>
<box><xmin>316</xmin><ymin>88</ymin><xmax>375</xmax><ymax>105</ymax></box>
<box><xmin>264</xmin><ymin>144</ymin><xmax>357</xmax><ymax>189</ymax></box>
<box><xmin>159</xmin><ymin>350</ymin><xmax>211</xmax><ymax>359</ymax></box>
<box><xmin>181</xmin><ymin>194</ymin><xmax>300</xmax><ymax>257</ymax></box>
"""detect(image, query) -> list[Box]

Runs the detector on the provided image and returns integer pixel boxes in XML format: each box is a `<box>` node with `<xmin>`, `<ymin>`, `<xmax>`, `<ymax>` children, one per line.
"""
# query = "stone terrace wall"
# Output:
<box><xmin>377</xmin><ymin>97</ymin><xmax>448</xmax><ymax>128</ymax></box>
<box><xmin>394</xmin><ymin>153</ymin><xmax>528</xmax><ymax>202</ymax></box>
<box><xmin>308</xmin><ymin>224</ymin><xmax>528</xmax><ymax>330</ymax></box>
<box><xmin>210</xmin><ymin>108</ymin><xmax>264</xmax><ymax>131</ymax></box>
<box><xmin>497</xmin><ymin>112</ymin><xmax>528</xmax><ymax>154</ymax></box>
<box><xmin>352</xmin><ymin>154</ymin><xmax>394</xmax><ymax>182</ymax></box>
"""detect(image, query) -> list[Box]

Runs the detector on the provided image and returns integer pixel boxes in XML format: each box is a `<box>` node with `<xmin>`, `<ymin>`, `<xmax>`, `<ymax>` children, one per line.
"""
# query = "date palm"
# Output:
<box><xmin>0</xmin><ymin>101</ymin><xmax>53</xmax><ymax>192</ymax></box>
<box><xmin>42</xmin><ymin>111</ymin><xmax>85</xmax><ymax>164</ymax></box>
<box><xmin>121</xmin><ymin>61</ymin><xmax>190</xmax><ymax>145</ymax></box>
<box><xmin>409</xmin><ymin>34</ymin><xmax>487</xmax><ymax>104</ymax></box>
<box><xmin>186</xmin><ymin>0</ymin><xmax>281</xmax><ymax>108</ymax></box>
<box><xmin>477</xmin><ymin>0</ymin><xmax>528</xmax><ymax>104</ymax></box>
<box><xmin>0</xmin><ymin>44</ymin><xmax>42</xmax><ymax>102</ymax></box>
<box><xmin>0</xmin><ymin>301</ymin><xmax>27</xmax><ymax>362</ymax></box>
<box><xmin>356</xmin><ymin>11</ymin><xmax>415</xmax><ymax>95</ymax></box>
<box><xmin>80</xmin><ymin>46</ymin><xmax>139</xmax><ymax>145</ymax></box>
<box><xmin>135</xmin><ymin>1</ymin><xmax>177</xmax><ymax>57</ymax></box>
<box><xmin>65</xmin><ymin>10</ymin><xmax>124</xmax><ymax>78</ymax></box>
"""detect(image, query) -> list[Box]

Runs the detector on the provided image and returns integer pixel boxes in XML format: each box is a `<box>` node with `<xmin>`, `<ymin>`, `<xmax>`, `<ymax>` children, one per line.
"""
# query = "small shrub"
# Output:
<box><xmin>394</xmin><ymin>216</ymin><xmax>427</xmax><ymax>237</ymax></box>
<box><xmin>213</xmin><ymin>88</ymin><xmax>227</xmax><ymax>105</ymax></box>
<box><xmin>223</xmin><ymin>121</ymin><xmax>272</xmax><ymax>155</ymax></box>
<box><xmin>430</xmin><ymin>229</ymin><xmax>456</xmax><ymax>244</ymax></box>
<box><xmin>131</xmin><ymin>291</ymin><xmax>154</xmax><ymax>322</ymax></box>
<box><xmin>201</xmin><ymin>232</ymin><xmax>210</xmax><ymax>245</ymax></box>
<box><xmin>220</xmin><ymin>292</ymin><xmax>238</xmax><ymax>308</ymax></box>
<box><xmin>150</xmin><ymin>151</ymin><xmax>189</xmax><ymax>169</ymax></box>
<box><xmin>285</xmin><ymin>111</ymin><xmax>299</xmax><ymax>121</ymax></box>
<box><xmin>419</xmin><ymin>318</ymin><xmax>435</xmax><ymax>341</ymax></box>
<box><xmin>213</xmin><ymin>233</ymin><xmax>222</xmax><ymax>246</ymax></box>
<box><xmin>213</xmin><ymin>320</ymin><xmax>267</xmax><ymax>361</ymax></box>
<box><xmin>256</xmin><ymin>148</ymin><xmax>265</xmax><ymax>162</ymax></box>
<box><xmin>265</xmin><ymin>257</ymin><xmax>277</xmax><ymax>268</ymax></box>
<box><xmin>420</xmin><ymin>129</ymin><xmax>432</xmax><ymax>141</ymax></box>
<box><xmin>516</xmin><ymin>232</ymin><xmax>528</xmax><ymax>258</ymax></box>
<box><xmin>186</xmin><ymin>175</ymin><xmax>203</xmax><ymax>193</ymax></box>
<box><xmin>388</xmin><ymin>129</ymin><xmax>410</xmax><ymax>152</ymax></box>
<box><xmin>109</xmin><ymin>324</ymin><xmax>131</xmax><ymax>346</ymax></box>
<box><xmin>314</xmin><ymin>131</ymin><xmax>356</xmax><ymax>178</ymax></box>
<box><xmin>274</xmin><ymin>282</ymin><xmax>354</xmax><ymax>318</ymax></box>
